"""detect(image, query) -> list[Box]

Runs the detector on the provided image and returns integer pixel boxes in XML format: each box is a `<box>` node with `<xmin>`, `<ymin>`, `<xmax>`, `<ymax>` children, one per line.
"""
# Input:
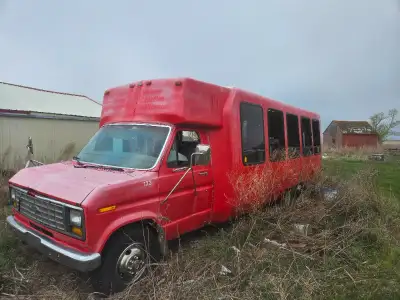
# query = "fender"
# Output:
<box><xmin>93</xmin><ymin>210</ymin><xmax>167</xmax><ymax>255</ymax></box>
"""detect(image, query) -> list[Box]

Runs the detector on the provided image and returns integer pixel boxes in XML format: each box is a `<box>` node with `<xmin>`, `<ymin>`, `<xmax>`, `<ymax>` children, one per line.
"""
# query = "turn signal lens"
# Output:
<box><xmin>71</xmin><ymin>226</ymin><xmax>83</xmax><ymax>236</ymax></box>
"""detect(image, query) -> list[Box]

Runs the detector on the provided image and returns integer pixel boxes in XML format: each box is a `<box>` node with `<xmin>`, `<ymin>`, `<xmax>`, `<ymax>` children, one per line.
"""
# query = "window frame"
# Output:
<box><xmin>312</xmin><ymin>119</ymin><xmax>321</xmax><ymax>154</ymax></box>
<box><xmin>267</xmin><ymin>108</ymin><xmax>286</xmax><ymax>162</ymax></box>
<box><xmin>240</xmin><ymin>102</ymin><xmax>266</xmax><ymax>166</ymax></box>
<box><xmin>301</xmin><ymin>116</ymin><xmax>313</xmax><ymax>157</ymax></box>
<box><xmin>286</xmin><ymin>113</ymin><xmax>301</xmax><ymax>159</ymax></box>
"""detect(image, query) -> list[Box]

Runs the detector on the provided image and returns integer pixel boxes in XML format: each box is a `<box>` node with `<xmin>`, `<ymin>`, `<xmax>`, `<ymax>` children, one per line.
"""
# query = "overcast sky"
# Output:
<box><xmin>0</xmin><ymin>0</ymin><xmax>399</xmax><ymax>131</ymax></box>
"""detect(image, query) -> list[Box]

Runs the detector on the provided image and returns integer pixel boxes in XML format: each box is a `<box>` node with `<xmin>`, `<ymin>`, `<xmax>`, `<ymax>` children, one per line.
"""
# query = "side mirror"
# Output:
<box><xmin>190</xmin><ymin>144</ymin><xmax>211</xmax><ymax>166</ymax></box>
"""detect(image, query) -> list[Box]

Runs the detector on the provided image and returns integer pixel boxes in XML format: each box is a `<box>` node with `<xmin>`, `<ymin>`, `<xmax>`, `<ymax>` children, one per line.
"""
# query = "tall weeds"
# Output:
<box><xmin>109</xmin><ymin>165</ymin><xmax>400</xmax><ymax>299</ymax></box>
<box><xmin>0</xmin><ymin>163</ymin><xmax>399</xmax><ymax>299</ymax></box>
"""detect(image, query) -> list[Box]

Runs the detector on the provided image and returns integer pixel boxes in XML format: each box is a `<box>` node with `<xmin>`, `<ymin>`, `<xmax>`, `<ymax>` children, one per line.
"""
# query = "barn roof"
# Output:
<box><xmin>326</xmin><ymin>120</ymin><xmax>377</xmax><ymax>135</ymax></box>
<box><xmin>0</xmin><ymin>81</ymin><xmax>102</xmax><ymax>118</ymax></box>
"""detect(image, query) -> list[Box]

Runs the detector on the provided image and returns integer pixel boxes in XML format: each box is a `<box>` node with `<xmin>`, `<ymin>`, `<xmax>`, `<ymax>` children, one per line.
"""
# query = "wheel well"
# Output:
<box><xmin>101</xmin><ymin>219</ymin><xmax>164</xmax><ymax>256</ymax></box>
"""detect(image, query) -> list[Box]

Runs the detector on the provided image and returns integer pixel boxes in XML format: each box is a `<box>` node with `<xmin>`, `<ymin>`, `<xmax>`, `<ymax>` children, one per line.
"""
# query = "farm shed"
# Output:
<box><xmin>0</xmin><ymin>82</ymin><xmax>102</xmax><ymax>171</ymax></box>
<box><xmin>323</xmin><ymin>120</ymin><xmax>379</xmax><ymax>149</ymax></box>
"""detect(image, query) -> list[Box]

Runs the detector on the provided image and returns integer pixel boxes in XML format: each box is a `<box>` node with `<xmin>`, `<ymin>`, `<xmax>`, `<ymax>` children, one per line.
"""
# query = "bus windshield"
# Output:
<box><xmin>76</xmin><ymin>124</ymin><xmax>170</xmax><ymax>169</ymax></box>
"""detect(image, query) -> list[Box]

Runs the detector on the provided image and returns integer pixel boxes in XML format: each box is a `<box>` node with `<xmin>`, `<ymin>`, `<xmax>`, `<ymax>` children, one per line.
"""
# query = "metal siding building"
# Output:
<box><xmin>0</xmin><ymin>82</ymin><xmax>102</xmax><ymax>170</ymax></box>
<box><xmin>323</xmin><ymin>120</ymin><xmax>379</xmax><ymax>149</ymax></box>
<box><xmin>383</xmin><ymin>139</ymin><xmax>400</xmax><ymax>153</ymax></box>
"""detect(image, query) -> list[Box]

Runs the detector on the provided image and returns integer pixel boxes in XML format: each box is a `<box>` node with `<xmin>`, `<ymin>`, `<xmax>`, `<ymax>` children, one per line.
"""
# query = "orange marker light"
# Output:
<box><xmin>98</xmin><ymin>205</ymin><xmax>117</xmax><ymax>213</ymax></box>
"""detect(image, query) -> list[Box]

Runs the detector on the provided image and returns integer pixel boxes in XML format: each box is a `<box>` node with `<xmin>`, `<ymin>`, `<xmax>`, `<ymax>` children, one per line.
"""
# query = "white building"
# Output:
<box><xmin>0</xmin><ymin>81</ymin><xmax>102</xmax><ymax>170</ymax></box>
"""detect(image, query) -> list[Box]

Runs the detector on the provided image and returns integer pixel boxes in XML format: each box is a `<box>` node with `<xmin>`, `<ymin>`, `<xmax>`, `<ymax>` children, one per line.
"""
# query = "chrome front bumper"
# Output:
<box><xmin>6</xmin><ymin>216</ymin><xmax>101</xmax><ymax>272</ymax></box>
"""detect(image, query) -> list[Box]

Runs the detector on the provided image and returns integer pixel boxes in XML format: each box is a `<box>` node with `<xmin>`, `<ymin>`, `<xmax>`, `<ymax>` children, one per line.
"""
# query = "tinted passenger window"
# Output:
<box><xmin>268</xmin><ymin>109</ymin><xmax>286</xmax><ymax>162</ymax></box>
<box><xmin>286</xmin><ymin>113</ymin><xmax>300</xmax><ymax>159</ymax></box>
<box><xmin>312</xmin><ymin>119</ymin><xmax>321</xmax><ymax>154</ymax></box>
<box><xmin>301</xmin><ymin>117</ymin><xmax>312</xmax><ymax>156</ymax></box>
<box><xmin>240</xmin><ymin>103</ymin><xmax>265</xmax><ymax>165</ymax></box>
<box><xmin>167</xmin><ymin>130</ymin><xmax>200</xmax><ymax>168</ymax></box>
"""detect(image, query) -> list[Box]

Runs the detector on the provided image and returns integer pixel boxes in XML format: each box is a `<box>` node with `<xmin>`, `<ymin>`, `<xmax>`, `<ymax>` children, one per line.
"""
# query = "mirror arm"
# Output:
<box><xmin>172</xmin><ymin>167</ymin><xmax>189</xmax><ymax>173</ymax></box>
<box><xmin>162</xmin><ymin>149</ymin><xmax>209</xmax><ymax>205</ymax></box>
<box><xmin>190</xmin><ymin>152</ymin><xmax>202</xmax><ymax>197</ymax></box>
<box><xmin>161</xmin><ymin>167</ymin><xmax>192</xmax><ymax>204</ymax></box>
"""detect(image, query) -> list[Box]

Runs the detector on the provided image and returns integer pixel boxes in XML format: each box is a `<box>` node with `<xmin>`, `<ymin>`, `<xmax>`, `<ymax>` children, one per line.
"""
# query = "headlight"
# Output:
<box><xmin>69</xmin><ymin>209</ymin><xmax>82</xmax><ymax>227</ymax></box>
<box><xmin>9</xmin><ymin>188</ymin><xmax>19</xmax><ymax>209</ymax></box>
<box><xmin>10</xmin><ymin>189</ymin><xmax>16</xmax><ymax>201</ymax></box>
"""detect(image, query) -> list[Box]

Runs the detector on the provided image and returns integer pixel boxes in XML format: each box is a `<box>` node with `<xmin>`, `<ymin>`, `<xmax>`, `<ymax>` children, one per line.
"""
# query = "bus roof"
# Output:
<box><xmin>100</xmin><ymin>77</ymin><xmax>319</xmax><ymax>127</ymax></box>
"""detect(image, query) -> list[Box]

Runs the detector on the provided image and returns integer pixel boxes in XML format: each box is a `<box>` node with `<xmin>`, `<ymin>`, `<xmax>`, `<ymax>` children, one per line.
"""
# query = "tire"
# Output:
<box><xmin>90</xmin><ymin>225</ymin><xmax>161</xmax><ymax>296</ymax></box>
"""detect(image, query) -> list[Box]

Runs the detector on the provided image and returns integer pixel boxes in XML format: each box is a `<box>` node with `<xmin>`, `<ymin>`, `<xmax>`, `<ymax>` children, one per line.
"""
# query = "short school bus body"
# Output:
<box><xmin>6</xmin><ymin>77</ymin><xmax>321</xmax><ymax>293</ymax></box>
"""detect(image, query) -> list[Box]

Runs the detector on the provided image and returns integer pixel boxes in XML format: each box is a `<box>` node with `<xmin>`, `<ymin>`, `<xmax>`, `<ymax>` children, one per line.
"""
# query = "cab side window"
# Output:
<box><xmin>167</xmin><ymin>130</ymin><xmax>200</xmax><ymax>168</ymax></box>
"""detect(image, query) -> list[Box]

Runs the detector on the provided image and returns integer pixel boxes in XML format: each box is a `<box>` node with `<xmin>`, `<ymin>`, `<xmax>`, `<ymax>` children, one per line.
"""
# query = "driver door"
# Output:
<box><xmin>158</xmin><ymin>129</ymin><xmax>214</xmax><ymax>237</ymax></box>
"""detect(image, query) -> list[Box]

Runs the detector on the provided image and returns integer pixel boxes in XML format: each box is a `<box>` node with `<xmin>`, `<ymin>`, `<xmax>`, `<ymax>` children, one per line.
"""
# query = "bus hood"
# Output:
<box><xmin>8</xmin><ymin>162</ymin><xmax>148</xmax><ymax>206</ymax></box>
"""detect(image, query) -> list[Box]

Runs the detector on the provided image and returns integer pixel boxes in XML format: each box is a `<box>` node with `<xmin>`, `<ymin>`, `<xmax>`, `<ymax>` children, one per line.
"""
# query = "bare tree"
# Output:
<box><xmin>369</xmin><ymin>109</ymin><xmax>400</xmax><ymax>142</ymax></box>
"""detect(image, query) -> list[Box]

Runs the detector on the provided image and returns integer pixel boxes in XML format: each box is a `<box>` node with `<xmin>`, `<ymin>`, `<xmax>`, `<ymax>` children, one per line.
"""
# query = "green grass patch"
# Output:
<box><xmin>323</xmin><ymin>159</ymin><xmax>400</xmax><ymax>198</ymax></box>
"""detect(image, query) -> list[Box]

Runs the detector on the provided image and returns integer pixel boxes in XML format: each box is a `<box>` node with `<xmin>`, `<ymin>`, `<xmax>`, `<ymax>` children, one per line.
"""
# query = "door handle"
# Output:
<box><xmin>198</xmin><ymin>171</ymin><xmax>208</xmax><ymax>176</ymax></box>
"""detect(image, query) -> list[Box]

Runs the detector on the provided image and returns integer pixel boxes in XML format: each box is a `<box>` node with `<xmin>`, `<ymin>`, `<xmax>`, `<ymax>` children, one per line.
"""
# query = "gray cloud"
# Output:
<box><xmin>1</xmin><ymin>0</ymin><xmax>399</xmax><ymax>131</ymax></box>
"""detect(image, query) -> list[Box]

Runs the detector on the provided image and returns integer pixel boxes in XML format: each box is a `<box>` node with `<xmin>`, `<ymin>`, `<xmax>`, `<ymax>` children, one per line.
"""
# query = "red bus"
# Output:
<box><xmin>7</xmin><ymin>78</ymin><xmax>321</xmax><ymax>294</ymax></box>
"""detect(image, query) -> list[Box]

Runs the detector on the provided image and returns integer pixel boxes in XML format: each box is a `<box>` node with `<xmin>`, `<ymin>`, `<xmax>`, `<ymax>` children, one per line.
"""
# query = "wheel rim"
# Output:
<box><xmin>116</xmin><ymin>243</ymin><xmax>147</xmax><ymax>281</ymax></box>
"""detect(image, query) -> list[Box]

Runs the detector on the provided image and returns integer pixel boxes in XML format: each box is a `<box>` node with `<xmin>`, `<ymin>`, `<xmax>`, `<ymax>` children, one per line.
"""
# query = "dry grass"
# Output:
<box><xmin>1</xmin><ymin>161</ymin><xmax>399</xmax><ymax>299</ymax></box>
<box><xmin>109</xmin><ymin>167</ymin><xmax>398</xmax><ymax>300</ymax></box>
<box><xmin>322</xmin><ymin>146</ymin><xmax>384</xmax><ymax>161</ymax></box>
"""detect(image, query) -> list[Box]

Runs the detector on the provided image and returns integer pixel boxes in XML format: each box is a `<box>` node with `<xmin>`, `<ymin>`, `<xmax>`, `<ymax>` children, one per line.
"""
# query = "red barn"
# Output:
<box><xmin>323</xmin><ymin>120</ymin><xmax>379</xmax><ymax>149</ymax></box>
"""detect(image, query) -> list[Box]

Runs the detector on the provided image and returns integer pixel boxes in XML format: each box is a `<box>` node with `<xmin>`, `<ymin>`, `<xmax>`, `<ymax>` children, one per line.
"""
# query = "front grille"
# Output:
<box><xmin>16</xmin><ymin>189</ymin><xmax>66</xmax><ymax>231</ymax></box>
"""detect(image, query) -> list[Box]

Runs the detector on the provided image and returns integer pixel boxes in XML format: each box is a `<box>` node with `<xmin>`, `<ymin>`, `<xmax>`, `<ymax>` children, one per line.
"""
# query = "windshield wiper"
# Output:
<box><xmin>73</xmin><ymin>158</ymin><xmax>124</xmax><ymax>172</ymax></box>
<box><xmin>72</xmin><ymin>156</ymin><xmax>82</xmax><ymax>164</ymax></box>
<box><xmin>74</xmin><ymin>163</ymin><xmax>124</xmax><ymax>172</ymax></box>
